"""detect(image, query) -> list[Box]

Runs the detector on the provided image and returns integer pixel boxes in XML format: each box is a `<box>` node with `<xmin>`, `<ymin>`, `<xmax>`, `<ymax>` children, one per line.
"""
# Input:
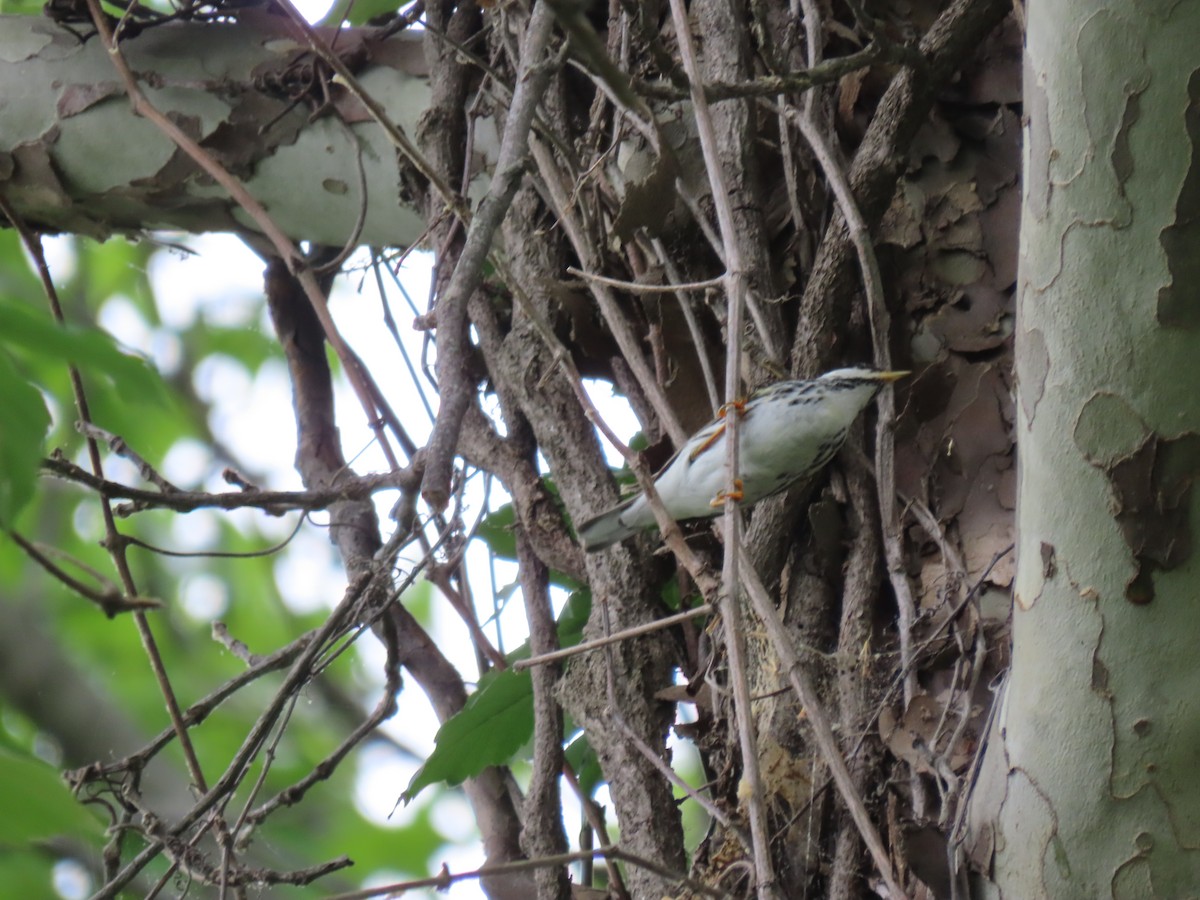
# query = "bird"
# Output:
<box><xmin>577</xmin><ymin>367</ymin><xmax>908</xmax><ymax>551</ymax></box>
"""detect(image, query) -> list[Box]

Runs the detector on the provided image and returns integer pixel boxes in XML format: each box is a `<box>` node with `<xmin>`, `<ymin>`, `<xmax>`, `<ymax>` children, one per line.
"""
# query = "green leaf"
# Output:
<box><xmin>402</xmin><ymin>589</ymin><xmax>592</xmax><ymax>802</ymax></box>
<box><xmin>476</xmin><ymin>503</ymin><xmax>517</xmax><ymax>561</ymax></box>
<box><xmin>556</xmin><ymin>589</ymin><xmax>591</xmax><ymax>649</ymax></box>
<box><xmin>477</xmin><ymin>488</ymin><xmax>583</xmax><ymax>592</ymax></box>
<box><xmin>660</xmin><ymin>576</ymin><xmax>682</xmax><ymax>612</ymax></box>
<box><xmin>402</xmin><ymin>667</ymin><xmax>534</xmax><ymax>802</ymax></box>
<box><xmin>0</xmin><ymin>848</ymin><xmax>58</xmax><ymax>899</ymax></box>
<box><xmin>0</xmin><ymin>748</ymin><xmax>103</xmax><ymax>845</ymax></box>
<box><xmin>0</xmin><ymin>351</ymin><xmax>50</xmax><ymax>525</ymax></box>
<box><xmin>340</xmin><ymin>0</ymin><xmax>406</xmax><ymax>26</ymax></box>
<box><xmin>0</xmin><ymin>298</ymin><xmax>167</xmax><ymax>409</ymax></box>
<box><xmin>188</xmin><ymin>321</ymin><xmax>282</xmax><ymax>374</ymax></box>
<box><xmin>78</xmin><ymin>236</ymin><xmax>156</xmax><ymax>318</ymax></box>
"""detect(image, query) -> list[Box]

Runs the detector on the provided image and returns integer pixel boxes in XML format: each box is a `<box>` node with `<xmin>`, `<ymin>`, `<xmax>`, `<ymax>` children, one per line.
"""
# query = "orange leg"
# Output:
<box><xmin>688</xmin><ymin>422</ymin><xmax>725</xmax><ymax>462</ymax></box>
<box><xmin>710</xmin><ymin>478</ymin><xmax>745</xmax><ymax>507</ymax></box>
<box><xmin>687</xmin><ymin>398</ymin><xmax>748</xmax><ymax>463</ymax></box>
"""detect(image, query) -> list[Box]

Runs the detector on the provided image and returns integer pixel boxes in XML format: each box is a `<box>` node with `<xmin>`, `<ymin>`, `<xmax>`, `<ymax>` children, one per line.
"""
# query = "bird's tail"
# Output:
<box><xmin>577</xmin><ymin>499</ymin><xmax>639</xmax><ymax>552</ymax></box>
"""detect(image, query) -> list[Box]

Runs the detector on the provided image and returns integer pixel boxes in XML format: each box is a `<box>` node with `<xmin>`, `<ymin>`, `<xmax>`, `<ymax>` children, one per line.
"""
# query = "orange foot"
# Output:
<box><xmin>710</xmin><ymin>479</ymin><xmax>745</xmax><ymax>507</ymax></box>
<box><xmin>717</xmin><ymin>398</ymin><xmax>748</xmax><ymax>419</ymax></box>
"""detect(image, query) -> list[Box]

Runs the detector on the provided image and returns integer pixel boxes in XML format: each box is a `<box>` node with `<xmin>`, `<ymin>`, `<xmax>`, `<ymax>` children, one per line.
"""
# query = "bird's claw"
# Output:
<box><xmin>717</xmin><ymin>398</ymin><xmax>748</xmax><ymax>419</ymax></box>
<box><xmin>710</xmin><ymin>479</ymin><xmax>745</xmax><ymax>507</ymax></box>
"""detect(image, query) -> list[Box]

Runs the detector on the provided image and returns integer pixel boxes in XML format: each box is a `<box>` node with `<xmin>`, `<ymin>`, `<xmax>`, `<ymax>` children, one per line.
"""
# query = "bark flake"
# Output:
<box><xmin>1040</xmin><ymin>541</ymin><xmax>1056</xmax><ymax>579</ymax></box>
<box><xmin>1073</xmin><ymin>391</ymin><xmax>1148</xmax><ymax>468</ymax></box>
<box><xmin>1157</xmin><ymin>68</ymin><xmax>1200</xmax><ymax>328</ymax></box>
<box><xmin>1091</xmin><ymin>432</ymin><xmax>1200</xmax><ymax>604</ymax></box>
<box><xmin>1018</xmin><ymin>325</ymin><xmax>1049</xmax><ymax>425</ymax></box>
<box><xmin>1024</xmin><ymin>55</ymin><xmax>1051</xmax><ymax>223</ymax></box>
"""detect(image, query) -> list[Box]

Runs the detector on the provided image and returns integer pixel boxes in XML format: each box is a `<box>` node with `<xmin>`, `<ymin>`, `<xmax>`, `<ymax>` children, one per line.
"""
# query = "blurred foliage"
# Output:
<box><xmin>0</xmin><ymin>348</ymin><xmax>49</xmax><ymax>524</ymax></box>
<box><xmin>0</xmin><ymin>0</ymin><xmax>43</xmax><ymax>15</ymax></box>
<box><xmin>0</xmin><ymin>232</ymin><xmax>461</xmax><ymax>897</ymax></box>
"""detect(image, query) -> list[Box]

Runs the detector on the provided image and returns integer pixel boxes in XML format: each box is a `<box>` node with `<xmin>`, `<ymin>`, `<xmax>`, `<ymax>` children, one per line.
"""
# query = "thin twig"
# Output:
<box><xmin>632</xmin><ymin>44</ymin><xmax>884</xmax><ymax>102</ymax></box>
<box><xmin>514</xmin><ymin>532</ymin><xmax>571</xmax><ymax>897</ymax></box>
<box><xmin>786</xmin><ymin>102</ymin><xmax>922</xmax><ymax>826</ymax></box>
<box><xmin>84</xmin><ymin>0</ymin><xmax>402</xmax><ymax>474</ymax></box>
<box><xmin>76</xmin><ymin>422</ymin><xmax>181</xmax><ymax>492</ymax></box>
<box><xmin>7</xmin><ymin>531</ymin><xmax>160</xmax><ymax>615</ymax></box>
<box><xmin>560</xmin><ymin>764</ymin><xmax>627</xmax><ymax>895</ymax></box>
<box><xmin>650</xmin><ymin>237</ymin><xmax>722</xmax><ymax>413</ymax></box>
<box><xmin>41</xmin><ymin>454</ymin><xmax>420</xmax><ymax>515</ymax></box>
<box><xmin>566</xmin><ymin>266</ymin><xmax>725</xmax><ymax>293</ymax></box>
<box><xmin>241</xmin><ymin>611</ymin><xmax>402</xmax><ymax>829</ymax></box>
<box><xmin>273</xmin><ymin>0</ymin><xmax>462</xmax><ymax>216</ymax></box>
<box><xmin>785</xmin><ymin>103</ymin><xmax>916</xmax><ymax>692</ymax></box>
<box><xmin>906</xmin><ymin>494</ymin><xmax>968</xmax><ymax>588</ymax></box>
<box><xmin>89</xmin><ymin>564</ymin><xmax>385</xmax><ymax>898</ymax></box>
<box><xmin>325</xmin><ymin>846</ymin><xmax>730</xmax><ymax>900</ymax></box>
<box><xmin>0</xmin><ymin>189</ymin><xmax>214</xmax><ymax>828</ymax></box>
<box><xmin>529</xmin><ymin>142</ymin><xmax>690</xmax><ymax>447</ymax></box>
<box><xmin>514</xmin><ymin>604</ymin><xmax>714</xmax><ymax>670</ymax></box>
<box><xmin>613</xmin><ymin>712</ymin><xmax>739</xmax><ymax>831</ymax></box>
<box><xmin>121</xmin><ymin>516</ymin><xmax>304</xmax><ymax>560</ymax></box>
<box><xmin>463</xmin><ymin>185</ymin><xmax>717</xmax><ymax>593</ymax></box>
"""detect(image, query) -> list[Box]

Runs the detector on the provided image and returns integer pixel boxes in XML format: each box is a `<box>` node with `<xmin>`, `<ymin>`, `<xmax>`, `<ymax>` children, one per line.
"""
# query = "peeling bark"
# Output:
<box><xmin>0</xmin><ymin>16</ymin><xmax>430</xmax><ymax>244</ymax></box>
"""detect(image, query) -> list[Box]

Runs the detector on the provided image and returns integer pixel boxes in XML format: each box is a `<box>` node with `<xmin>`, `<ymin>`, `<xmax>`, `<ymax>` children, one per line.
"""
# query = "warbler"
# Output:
<box><xmin>577</xmin><ymin>367</ymin><xmax>907</xmax><ymax>551</ymax></box>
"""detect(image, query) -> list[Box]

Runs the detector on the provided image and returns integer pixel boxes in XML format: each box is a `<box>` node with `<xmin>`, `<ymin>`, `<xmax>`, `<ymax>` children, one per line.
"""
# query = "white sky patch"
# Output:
<box><xmin>52</xmin><ymin>858</ymin><xmax>91</xmax><ymax>900</ymax></box>
<box><xmin>199</xmin><ymin>358</ymin><xmax>298</xmax><ymax>484</ymax></box>
<box><xmin>167</xmin><ymin>507</ymin><xmax>221</xmax><ymax>552</ymax></box>
<box><xmin>193</xmin><ymin>353</ymin><xmax>252</xmax><ymax>407</ymax></box>
<box><xmin>148</xmin><ymin>234</ymin><xmax>265</xmax><ymax>330</ymax></box>
<box><xmin>160</xmin><ymin>438</ymin><xmax>214</xmax><ymax>489</ymax></box>
<box><xmin>273</xmin><ymin>528</ymin><xmax>344</xmax><ymax>615</ymax></box>
<box><xmin>96</xmin><ymin>295</ymin><xmax>149</xmax><ymax>353</ymax></box>
<box><xmin>428</xmin><ymin>790</ymin><xmax>478</xmax><ymax>843</ymax></box>
<box><xmin>180</xmin><ymin>572</ymin><xmax>230</xmax><ymax>621</ymax></box>
<box><xmin>354</xmin><ymin>741</ymin><xmax>426</xmax><ymax>827</ymax></box>
<box><xmin>582</xmin><ymin>377</ymin><xmax>641</xmax><ymax>466</ymax></box>
<box><xmin>71</xmin><ymin>500</ymin><xmax>105</xmax><ymax>544</ymax></box>
<box><xmin>39</xmin><ymin>235</ymin><xmax>77</xmax><ymax>283</ymax></box>
<box><xmin>293</xmin><ymin>0</ymin><xmax>335</xmax><ymax>22</ymax></box>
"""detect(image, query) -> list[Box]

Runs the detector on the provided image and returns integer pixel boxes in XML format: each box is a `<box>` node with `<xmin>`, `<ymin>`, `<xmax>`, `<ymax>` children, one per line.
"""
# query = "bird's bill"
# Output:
<box><xmin>874</xmin><ymin>370</ymin><xmax>910</xmax><ymax>382</ymax></box>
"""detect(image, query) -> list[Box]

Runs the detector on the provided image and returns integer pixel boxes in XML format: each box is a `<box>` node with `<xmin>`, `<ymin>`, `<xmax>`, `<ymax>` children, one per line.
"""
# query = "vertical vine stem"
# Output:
<box><xmin>737</xmin><ymin>547</ymin><xmax>905</xmax><ymax>897</ymax></box>
<box><xmin>785</xmin><ymin>106</ymin><xmax>919</xmax><ymax>719</ymax></box>
<box><xmin>665</xmin><ymin>0</ymin><xmax>777</xmax><ymax>896</ymax></box>
<box><xmin>416</xmin><ymin>0</ymin><xmax>557</xmax><ymax>509</ymax></box>
<box><xmin>787</xmin><ymin>77</ymin><xmax>927</xmax><ymax>836</ymax></box>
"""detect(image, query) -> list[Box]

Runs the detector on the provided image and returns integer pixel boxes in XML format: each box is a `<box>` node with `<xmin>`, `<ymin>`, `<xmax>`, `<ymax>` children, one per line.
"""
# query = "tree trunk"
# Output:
<box><xmin>965</xmin><ymin>2</ymin><xmax>1200</xmax><ymax>895</ymax></box>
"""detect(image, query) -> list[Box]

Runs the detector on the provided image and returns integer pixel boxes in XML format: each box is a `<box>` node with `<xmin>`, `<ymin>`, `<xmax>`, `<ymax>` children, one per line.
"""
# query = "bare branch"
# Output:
<box><xmin>420</xmin><ymin>2</ymin><xmax>558</xmax><ymax>510</ymax></box>
<box><xmin>40</xmin><ymin>454</ymin><xmax>420</xmax><ymax>516</ymax></box>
